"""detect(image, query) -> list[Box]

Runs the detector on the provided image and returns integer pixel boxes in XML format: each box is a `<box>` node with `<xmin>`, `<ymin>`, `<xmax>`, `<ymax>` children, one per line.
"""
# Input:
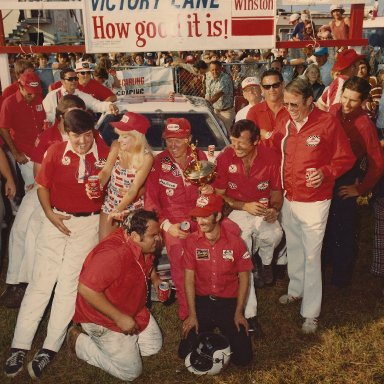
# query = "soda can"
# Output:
<box><xmin>180</xmin><ymin>221</ymin><xmax>190</xmax><ymax>233</ymax></box>
<box><xmin>208</xmin><ymin>145</ymin><xmax>215</xmax><ymax>157</ymax></box>
<box><xmin>158</xmin><ymin>281</ymin><xmax>170</xmax><ymax>302</ymax></box>
<box><xmin>87</xmin><ymin>175</ymin><xmax>101</xmax><ymax>199</ymax></box>
<box><xmin>306</xmin><ymin>168</ymin><xmax>317</xmax><ymax>187</ymax></box>
<box><xmin>259</xmin><ymin>198</ymin><xmax>269</xmax><ymax>208</ymax></box>
<box><xmin>94</xmin><ymin>158</ymin><xmax>106</xmax><ymax>170</ymax></box>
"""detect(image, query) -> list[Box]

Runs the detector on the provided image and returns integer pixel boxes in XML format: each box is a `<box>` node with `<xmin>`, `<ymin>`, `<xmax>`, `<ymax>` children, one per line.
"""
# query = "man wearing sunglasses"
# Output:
<box><xmin>271</xmin><ymin>77</ymin><xmax>355</xmax><ymax>334</ymax></box>
<box><xmin>43</xmin><ymin>68</ymin><xmax>119</xmax><ymax>124</ymax></box>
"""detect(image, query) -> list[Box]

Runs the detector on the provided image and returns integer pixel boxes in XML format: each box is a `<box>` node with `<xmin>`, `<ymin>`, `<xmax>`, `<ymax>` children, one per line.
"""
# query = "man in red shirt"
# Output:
<box><xmin>4</xmin><ymin>109</ymin><xmax>109</xmax><ymax>379</ymax></box>
<box><xmin>144</xmin><ymin>118</ymin><xmax>207</xmax><ymax>321</ymax></box>
<box><xmin>271</xmin><ymin>77</ymin><xmax>355</xmax><ymax>333</ymax></box>
<box><xmin>179</xmin><ymin>193</ymin><xmax>253</xmax><ymax>366</ymax></box>
<box><xmin>0</xmin><ymin>71</ymin><xmax>46</xmax><ymax>190</ymax></box>
<box><xmin>323</xmin><ymin>77</ymin><xmax>384</xmax><ymax>287</ymax></box>
<box><xmin>66</xmin><ymin>209</ymin><xmax>162</xmax><ymax>381</ymax></box>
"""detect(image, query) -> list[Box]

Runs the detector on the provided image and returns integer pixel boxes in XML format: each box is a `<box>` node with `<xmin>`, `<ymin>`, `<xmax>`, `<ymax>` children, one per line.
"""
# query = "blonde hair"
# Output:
<box><xmin>115</xmin><ymin>129</ymin><xmax>152</xmax><ymax>170</ymax></box>
<box><xmin>303</xmin><ymin>63</ymin><xmax>322</xmax><ymax>84</ymax></box>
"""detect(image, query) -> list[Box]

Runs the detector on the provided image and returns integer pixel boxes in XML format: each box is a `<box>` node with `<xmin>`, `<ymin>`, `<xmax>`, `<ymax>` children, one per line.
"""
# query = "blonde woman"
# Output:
<box><xmin>98</xmin><ymin>112</ymin><xmax>153</xmax><ymax>240</ymax></box>
<box><xmin>302</xmin><ymin>63</ymin><xmax>325</xmax><ymax>101</ymax></box>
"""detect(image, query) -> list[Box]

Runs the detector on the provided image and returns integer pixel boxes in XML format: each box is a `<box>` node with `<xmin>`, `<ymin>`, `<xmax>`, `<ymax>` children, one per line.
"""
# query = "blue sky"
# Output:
<box><xmin>277</xmin><ymin>0</ymin><xmax>376</xmax><ymax>13</ymax></box>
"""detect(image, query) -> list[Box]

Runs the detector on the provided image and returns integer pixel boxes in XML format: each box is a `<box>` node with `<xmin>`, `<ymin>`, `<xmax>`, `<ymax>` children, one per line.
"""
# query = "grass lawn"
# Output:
<box><xmin>1</xmin><ymin>206</ymin><xmax>384</xmax><ymax>384</ymax></box>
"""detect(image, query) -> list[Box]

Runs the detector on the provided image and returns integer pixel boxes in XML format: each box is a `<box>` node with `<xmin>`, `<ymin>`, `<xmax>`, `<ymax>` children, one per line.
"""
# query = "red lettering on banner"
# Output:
<box><xmin>232</xmin><ymin>18</ymin><xmax>274</xmax><ymax>36</ymax></box>
<box><xmin>120</xmin><ymin>77</ymin><xmax>145</xmax><ymax>87</ymax></box>
<box><xmin>233</xmin><ymin>0</ymin><xmax>273</xmax><ymax>10</ymax></box>
<box><xmin>92</xmin><ymin>16</ymin><xmax>131</xmax><ymax>39</ymax></box>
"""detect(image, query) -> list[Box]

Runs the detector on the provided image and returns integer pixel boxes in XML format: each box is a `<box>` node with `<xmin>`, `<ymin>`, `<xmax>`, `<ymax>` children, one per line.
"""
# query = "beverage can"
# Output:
<box><xmin>94</xmin><ymin>158</ymin><xmax>106</xmax><ymax>170</ymax></box>
<box><xmin>87</xmin><ymin>175</ymin><xmax>101</xmax><ymax>199</ymax></box>
<box><xmin>180</xmin><ymin>221</ymin><xmax>191</xmax><ymax>233</ymax></box>
<box><xmin>259</xmin><ymin>198</ymin><xmax>269</xmax><ymax>208</ymax></box>
<box><xmin>158</xmin><ymin>281</ymin><xmax>170</xmax><ymax>302</ymax></box>
<box><xmin>208</xmin><ymin>145</ymin><xmax>215</xmax><ymax>157</ymax></box>
<box><xmin>306</xmin><ymin>168</ymin><xmax>317</xmax><ymax>187</ymax></box>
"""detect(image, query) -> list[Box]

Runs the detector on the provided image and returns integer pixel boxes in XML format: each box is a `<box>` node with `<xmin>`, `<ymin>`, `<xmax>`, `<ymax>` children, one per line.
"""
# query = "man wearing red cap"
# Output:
<box><xmin>317</xmin><ymin>48</ymin><xmax>365</xmax><ymax>112</ymax></box>
<box><xmin>0</xmin><ymin>71</ymin><xmax>46</xmax><ymax>190</ymax></box>
<box><xmin>144</xmin><ymin>117</ymin><xmax>207</xmax><ymax>320</ymax></box>
<box><xmin>179</xmin><ymin>193</ymin><xmax>253</xmax><ymax>366</ymax></box>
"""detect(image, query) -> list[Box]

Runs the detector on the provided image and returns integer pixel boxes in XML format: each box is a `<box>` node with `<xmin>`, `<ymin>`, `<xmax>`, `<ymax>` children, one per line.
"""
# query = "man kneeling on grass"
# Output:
<box><xmin>67</xmin><ymin>209</ymin><xmax>163</xmax><ymax>381</ymax></box>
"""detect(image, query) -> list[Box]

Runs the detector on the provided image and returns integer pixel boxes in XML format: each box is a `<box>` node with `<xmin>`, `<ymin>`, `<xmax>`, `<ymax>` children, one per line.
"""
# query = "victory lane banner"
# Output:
<box><xmin>83</xmin><ymin>0</ymin><xmax>276</xmax><ymax>53</ymax></box>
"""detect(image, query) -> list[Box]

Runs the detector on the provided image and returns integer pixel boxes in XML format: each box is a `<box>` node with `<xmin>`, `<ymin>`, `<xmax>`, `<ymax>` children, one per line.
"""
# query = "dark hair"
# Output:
<box><xmin>37</xmin><ymin>53</ymin><xmax>49</xmax><ymax>60</ymax></box>
<box><xmin>261</xmin><ymin>68</ymin><xmax>284</xmax><ymax>83</ymax></box>
<box><xmin>230</xmin><ymin>119</ymin><xmax>260</xmax><ymax>143</ymax></box>
<box><xmin>123</xmin><ymin>209</ymin><xmax>159</xmax><ymax>239</ymax></box>
<box><xmin>358</xmin><ymin>59</ymin><xmax>371</xmax><ymax>76</ymax></box>
<box><xmin>209</xmin><ymin>60</ymin><xmax>222</xmax><ymax>68</ymax></box>
<box><xmin>82</xmin><ymin>53</ymin><xmax>96</xmax><ymax>63</ymax></box>
<box><xmin>285</xmin><ymin>77</ymin><xmax>314</xmax><ymax>100</ymax></box>
<box><xmin>56</xmin><ymin>52</ymin><xmax>69</xmax><ymax>60</ymax></box>
<box><xmin>63</xmin><ymin>109</ymin><xmax>94</xmax><ymax>134</ymax></box>
<box><xmin>93</xmin><ymin>66</ymin><xmax>109</xmax><ymax>81</ymax></box>
<box><xmin>342</xmin><ymin>76</ymin><xmax>371</xmax><ymax>101</ymax></box>
<box><xmin>194</xmin><ymin>60</ymin><xmax>208</xmax><ymax>70</ymax></box>
<box><xmin>55</xmin><ymin>94</ymin><xmax>86</xmax><ymax>120</ymax></box>
<box><xmin>60</xmin><ymin>67</ymin><xmax>75</xmax><ymax>79</ymax></box>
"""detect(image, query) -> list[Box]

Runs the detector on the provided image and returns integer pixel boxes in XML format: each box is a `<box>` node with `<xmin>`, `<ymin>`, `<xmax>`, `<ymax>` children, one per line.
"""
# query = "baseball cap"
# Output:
<box><xmin>241</xmin><ymin>77</ymin><xmax>260</xmax><ymax>90</ymax></box>
<box><xmin>289</xmin><ymin>13</ymin><xmax>300</xmax><ymax>24</ymax></box>
<box><xmin>163</xmin><ymin>118</ymin><xmax>191</xmax><ymax>139</ymax></box>
<box><xmin>75</xmin><ymin>61</ymin><xmax>94</xmax><ymax>72</ymax></box>
<box><xmin>330</xmin><ymin>4</ymin><xmax>344</xmax><ymax>13</ymax></box>
<box><xmin>18</xmin><ymin>71</ymin><xmax>42</xmax><ymax>94</ymax></box>
<box><xmin>189</xmin><ymin>193</ymin><xmax>223</xmax><ymax>217</ymax></box>
<box><xmin>185</xmin><ymin>55</ymin><xmax>196</xmax><ymax>64</ymax></box>
<box><xmin>145</xmin><ymin>52</ymin><xmax>156</xmax><ymax>60</ymax></box>
<box><xmin>332</xmin><ymin>49</ymin><xmax>365</xmax><ymax>72</ymax></box>
<box><xmin>110</xmin><ymin>112</ymin><xmax>150</xmax><ymax>135</ymax></box>
<box><xmin>313</xmin><ymin>47</ymin><xmax>329</xmax><ymax>56</ymax></box>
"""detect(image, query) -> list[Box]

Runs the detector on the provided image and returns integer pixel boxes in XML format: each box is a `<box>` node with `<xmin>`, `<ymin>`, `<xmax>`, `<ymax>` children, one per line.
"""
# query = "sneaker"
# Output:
<box><xmin>66</xmin><ymin>324</ymin><xmax>82</xmax><ymax>355</ymax></box>
<box><xmin>279</xmin><ymin>294</ymin><xmax>301</xmax><ymax>304</ymax></box>
<box><xmin>4</xmin><ymin>348</ymin><xmax>27</xmax><ymax>378</ymax></box>
<box><xmin>0</xmin><ymin>284</ymin><xmax>27</xmax><ymax>308</ymax></box>
<box><xmin>27</xmin><ymin>348</ymin><xmax>56</xmax><ymax>379</ymax></box>
<box><xmin>302</xmin><ymin>318</ymin><xmax>318</xmax><ymax>334</ymax></box>
<box><xmin>247</xmin><ymin>316</ymin><xmax>265</xmax><ymax>340</ymax></box>
<box><xmin>261</xmin><ymin>264</ymin><xmax>274</xmax><ymax>285</ymax></box>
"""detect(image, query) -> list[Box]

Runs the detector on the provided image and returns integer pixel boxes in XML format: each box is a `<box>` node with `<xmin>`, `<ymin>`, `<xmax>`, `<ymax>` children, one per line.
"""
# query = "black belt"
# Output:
<box><xmin>197</xmin><ymin>295</ymin><xmax>234</xmax><ymax>302</ymax></box>
<box><xmin>53</xmin><ymin>207</ymin><xmax>100</xmax><ymax>217</ymax></box>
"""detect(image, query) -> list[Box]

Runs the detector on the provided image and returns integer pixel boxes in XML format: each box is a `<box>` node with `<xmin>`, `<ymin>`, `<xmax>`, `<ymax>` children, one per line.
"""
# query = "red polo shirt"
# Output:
<box><xmin>74</xmin><ymin>228</ymin><xmax>154</xmax><ymax>332</ymax></box>
<box><xmin>184</xmin><ymin>219</ymin><xmax>253</xmax><ymax>298</ymax></box>
<box><xmin>0</xmin><ymin>90</ymin><xmax>46</xmax><ymax>157</ymax></box>
<box><xmin>35</xmin><ymin>135</ymin><xmax>109</xmax><ymax>213</ymax></box>
<box><xmin>30</xmin><ymin>122</ymin><xmax>64</xmax><ymax>164</ymax></box>
<box><xmin>214</xmin><ymin>145</ymin><xmax>282</xmax><ymax>202</ymax></box>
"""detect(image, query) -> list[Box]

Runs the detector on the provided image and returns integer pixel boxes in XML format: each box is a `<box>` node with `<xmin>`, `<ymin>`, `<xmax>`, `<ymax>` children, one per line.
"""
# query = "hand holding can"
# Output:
<box><xmin>158</xmin><ymin>281</ymin><xmax>170</xmax><ymax>302</ymax></box>
<box><xmin>306</xmin><ymin>168</ymin><xmax>317</xmax><ymax>188</ymax></box>
<box><xmin>86</xmin><ymin>175</ymin><xmax>102</xmax><ymax>199</ymax></box>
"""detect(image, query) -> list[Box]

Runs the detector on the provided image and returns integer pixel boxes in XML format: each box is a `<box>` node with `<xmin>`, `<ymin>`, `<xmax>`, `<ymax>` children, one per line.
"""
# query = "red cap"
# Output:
<box><xmin>189</xmin><ymin>194</ymin><xmax>223</xmax><ymax>217</ymax></box>
<box><xmin>18</xmin><ymin>72</ymin><xmax>42</xmax><ymax>95</ymax></box>
<box><xmin>163</xmin><ymin>118</ymin><xmax>191</xmax><ymax>139</ymax></box>
<box><xmin>332</xmin><ymin>49</ymin><xmax>365</xmax><ymax>72</ymax></box>
<box><xmin>110</xmin><ymin>112</ymin><xmax>150</xmax><ymax>135</ymax></box>
<box><xmin>185</xmin><ymin>55</ymin><xmax>196</xmax><ymax>64</ymax></box>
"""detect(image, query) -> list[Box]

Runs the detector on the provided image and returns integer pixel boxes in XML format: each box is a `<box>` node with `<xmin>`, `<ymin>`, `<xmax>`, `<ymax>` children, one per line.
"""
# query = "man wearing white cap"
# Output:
<box><xmin>235</xmin><ymin>77</ymin><xmax>262</xmax><ymax>122</ymax></box>
<box><xmin>289</xmin><ymin>13</ymin><xmax>304</xmax><ymax>41</ymax></box>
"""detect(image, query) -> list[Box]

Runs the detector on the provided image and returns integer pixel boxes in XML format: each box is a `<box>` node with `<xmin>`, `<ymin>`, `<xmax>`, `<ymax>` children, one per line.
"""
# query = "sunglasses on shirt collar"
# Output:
<box><xmin>261</xmin><ymin>82</ymin><xmax>281</xmax><ymax>90</ymax></box>
<box><xmin>64</xmin><ymin>77</ymin><xmax>79</xmax><ymax>82</ymax></box>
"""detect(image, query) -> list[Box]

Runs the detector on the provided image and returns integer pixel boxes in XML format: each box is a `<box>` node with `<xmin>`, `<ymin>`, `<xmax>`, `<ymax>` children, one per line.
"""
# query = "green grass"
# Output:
<box><xmin>1</xmin><ymin>206</ymin><xmax>384</xmax><ymax>383</ymax></box>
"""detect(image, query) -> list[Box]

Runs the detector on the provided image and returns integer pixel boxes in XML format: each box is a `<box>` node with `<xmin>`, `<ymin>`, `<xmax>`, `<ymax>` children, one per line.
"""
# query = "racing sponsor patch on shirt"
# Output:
<box><xmin>196</xmin><ymin>249</ymin><xmax>210</xmax><ymax>260</ymax></box>
<box><xmin>306</xmin><ymin>135</ymin><xmax>321</xmax><ymax>147</ymax></box>
<box><xmin>228</xmin><ymin>182</ymin><xmax>237</xmax><ymax>190</ymax></box>
<box><xmin>36</xmin><ymin>104</ymin><xmax>43</xmax><ymax>112</ymax></box>
<box><xmin>159</xmin><ymin>179</ymin><xmax>177</xmax><ymax>189</ymax></box>
<box><xmin>242</xmin><ymin>251</ymin><xmax>251</xmax><ymax>259</ymax></box>
<box><xmin>161</xmin><ymin>162</ymin><xmax>172</xmax><ymax>172</ymax></box>
<box><xmin>229</xmin><ymin>164</ymin><xmax>237</xmax><ymax>173</ymax></box>
<box><xmin>172</xmin><ymin>168</ymin><xmax>181</xmax><ymax>177</ymax></box>
<box><xmin>166</xmin><ymin>188</ymin><xmax>174</xmax><ymax>196</ymax></box>
<box><xmin>223</xmin><ymin>249</ymin><xmax>234</xmax><ymax>262</ymax></box>
<box><xmin>265</xmin><ymin>131</ymin><xmax>272</xmax><ymax>139</ymax></box>
<box><xmin>196</xmin><ymin>195</ymin><xmax>210</xmax><ymax>207</ymax></box>
<box><xmin>257</xmin><ymin>181</ymin><xmax>269</xmax><ymax>190</ymax></box>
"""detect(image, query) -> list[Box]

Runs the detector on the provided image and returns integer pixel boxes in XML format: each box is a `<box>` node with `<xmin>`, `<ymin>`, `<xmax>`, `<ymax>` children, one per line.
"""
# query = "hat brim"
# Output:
<box><xmin>22</xmin><ymin>84</ymin><xmax>42</xmax><ymax>94</ymax></box>
<box><xmin>189</xmin><ymin>207</ymin><xmax>215</xmax><ymax>217</ymax></box>
<box><xmin>242</xmin><ymin>83</ymin><xmax>259</xmax><ymax>90</ymax></box>
<box><xmin>75</xmin><ymin>68</ymin><xmax>94</xmax><ymax>73</ymax></box>
<box><xmin>332</xmin><ymin>54</ymin><xmax>365</xmax><ymax>71</ymax></box>
<box><xmin>111</xmin><ymin>122</ymin><xmax>147</xmax><ymax>134</ymax></box>
<box><xmin>162</xmin><ymin>131</ymin><xmax>190</xmax><ymax>139</ymax></box>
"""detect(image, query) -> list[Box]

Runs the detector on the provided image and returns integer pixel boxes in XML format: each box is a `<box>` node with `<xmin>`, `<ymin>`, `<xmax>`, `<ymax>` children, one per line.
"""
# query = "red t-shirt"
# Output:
<box><xmin>30</xmin><ymin>122</ymin><xmax>63</xmax><ymax>164</ymax></box>
<box><xmin>74</xmin><ymin>228</ymin><xmax>154</xmax><ymax>332</ymax></box>
<box><xmin>0</xmin><ymin>90</ymin><xmax>46</xmax><ymax>156</ymax></box>
<box><xmin>35</xmin><ymin>134</ymin><xmax>109</xmax><ymax>213</ymax></box>
<box><xmin>184</xmin><ymin>219</ymin><xmax>253</xmax><ymax>298</ymax></box>
<box><xmin>214</xmin><ymin>145</ymin><xmax>282</xmax><ymax>202</ymax></box>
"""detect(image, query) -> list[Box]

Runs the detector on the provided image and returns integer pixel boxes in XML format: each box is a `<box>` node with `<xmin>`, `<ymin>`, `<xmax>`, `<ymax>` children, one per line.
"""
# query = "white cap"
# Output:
<box><xmin>289</xmin><ymin>13</ymin><xmax>300</xmax><ymax>23</ymax></box>
<box><xmin>241</xmin><ymin>77</ymin><xmax>260</xmax><ymax>90</ymax></box>
<box><xmin>330</xmin><ymin>4</ymin><xmax>344</xmax><ymax>12</ymax></box>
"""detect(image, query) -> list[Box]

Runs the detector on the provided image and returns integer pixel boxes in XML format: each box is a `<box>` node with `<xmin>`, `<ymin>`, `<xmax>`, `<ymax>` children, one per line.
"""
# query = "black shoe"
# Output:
<box><xmin>0</xmin><ymin>284</ymin><xmax>27</xmax><ymax>308</ymax></box>
<box><xmin>247</xmin><ymin>316</ymin><xmax>265</xmax><ymax>340</ymax></box>
<box><xmin>261</xmin><ymin>264</ymin><xmax>274</xmax><ymax>285</ymax></box>
<box><xmin>27</xmin><ymin>348</ymin><xmax>56</xmax><ymax>379</ymax></box>
<box><xmin>253</xmin><ymin>270</ymin><xmax>264</xmax><ymax>289</ymax></box>
<box><xmin>4</xmin><ymin>348</ymin><xmax>27</xmax><ymax>378</ymax></box>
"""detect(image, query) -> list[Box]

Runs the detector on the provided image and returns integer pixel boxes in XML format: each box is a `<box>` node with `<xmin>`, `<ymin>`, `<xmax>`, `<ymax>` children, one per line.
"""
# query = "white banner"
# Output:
<box><xmin>83</xmin><ymin>0</ymin><xmax>277</xmax><ymax>53</ymax></box>
<box><xmin>114</xmin><ymin>66</ymin><xmax>174</xmax><ymax>96</ymax></box>
<box><xmin>281</xmin><ymin>1</ymin><xmax>365</xmax><ymax>4</ymax></box>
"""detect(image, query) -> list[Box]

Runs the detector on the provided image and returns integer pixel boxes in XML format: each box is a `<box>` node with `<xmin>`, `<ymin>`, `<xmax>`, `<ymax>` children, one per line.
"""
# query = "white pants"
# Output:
<box><xmin>215</xmin><ymin>107</ymin><xmax>235</xmax><ymax>134</ymax></box>
<box><xmin>11</xmin><ymin>213</ymin><xmax>99</xmax><ymax>352</ymax></box>
<box><xmin>281</xmin><ymin>198</ymin><xmax>331</xmax><ymax>319</ymax></box>
<box><xmin>18</xmin><ymin>160</ymin><xmax>35</xmax><ymax>190</ymax></box>
<box><xmin>6</xmin><ymin>187</ymin><xmax>42</xmax><ymax>284</ymax></box>
<box><xmin>76</xmin><ymin>315</ymin><xmax>162</xmax><ymax>381</ymax></box>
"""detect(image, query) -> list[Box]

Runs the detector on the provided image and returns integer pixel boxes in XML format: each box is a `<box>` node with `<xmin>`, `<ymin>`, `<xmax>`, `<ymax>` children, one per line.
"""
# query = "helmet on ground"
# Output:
<box><xmin>185</xmin><ymin>332</ymin><xmax>231</xmax><ymax>376</ymax></box>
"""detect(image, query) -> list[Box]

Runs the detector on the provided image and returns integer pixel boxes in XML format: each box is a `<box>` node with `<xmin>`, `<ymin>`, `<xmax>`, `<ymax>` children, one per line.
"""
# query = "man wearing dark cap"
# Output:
<box><xmin>313</xmin><ymin>47</ymin><xmax>333</xmax><ymax>87</ymax></box>
<box><xmin>0</xmin><ymin>71</ymin><xmax>46</xmax><ymax>190</ymax></box>
<box><xmin>179</xmin><ymin>193</ymin><xmax>253</xmax><ymax>366</ymax></box>
<box><xmin>144</xmin><ymin>118</ymin><xmax>208</xmax><ymax>321</ymax></box>
<box><xmin>317</xmin><ymin>48</ymin><xmax>365</xmax><ymax>111</ymax></box>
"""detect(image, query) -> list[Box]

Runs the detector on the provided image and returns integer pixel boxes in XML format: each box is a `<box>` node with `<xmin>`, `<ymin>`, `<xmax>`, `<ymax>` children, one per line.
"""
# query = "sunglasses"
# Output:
<box><xmin>64</xmin><ymin>77</ymin><xmax>78</xmax><ymax>82</ymax></box>
<box><xmin>283</xmin><ymin>102</ymin><xmax>300</xmax><ymax>109</ymax></box>
<box><xmin>79</xmin><ymin>71</ymin><xmax>92</xmax><ymax>75</ymax></box>
<box><xmin>261</xmin><ymin>82</ymin><xmax>281</xmax><ymax>90</ymax></box>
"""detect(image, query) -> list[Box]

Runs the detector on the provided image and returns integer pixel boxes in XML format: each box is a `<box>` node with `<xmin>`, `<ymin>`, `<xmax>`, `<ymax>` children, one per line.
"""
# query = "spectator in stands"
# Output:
<box><xmin>317</xmin><ymin>24</ymin><xmax>333</xmax><ymax>40</ymax></box>
<box><xmin>289</xmin><ymin>13</ymin><xmax>304</xmax><ymax>41</ymax></box>
<box><xmin>313</xmin><ymin>47</ymin><xmax>334</xmax><ymax>87</ymax></box>
<box><xmin>302</xmin><ymin>64</ymin><xmax>325</xmax><ymax>102</ymax></box>
<box><xmin>144</xmin><ymin>52</ymin><xmax>157</xmax><ymax>67</ymax></box>
<box><xmin>235</xmin><ymin>77</ymin><xmax>262</xmax><ymax>121</ymax></box>
<box><xmin>205</xmin><ymin>60</ymin><xmax>235</xmax><ymax>134</ymax></box>
<box><xmin>329</xmin><ymin>4</ymin><xmax>350</xmax><ymax>41</ymax></box>
<box><xmin>133</xmin><ymin>53</ymin><xmax>145</xmax><ymax>66</ymax></box>
<box><xmin>52</xmin><ymin>52</ymin><xmax>71</xmax><ymax>82</ymax></box>
<box><xmin>35</xmin><ymin>53</ymin><xmax>53</xmax><ymax>97</ymax></box>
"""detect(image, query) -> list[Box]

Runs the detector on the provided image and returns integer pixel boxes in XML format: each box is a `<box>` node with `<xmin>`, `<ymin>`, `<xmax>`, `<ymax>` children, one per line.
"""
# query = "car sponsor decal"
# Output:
<box><xmin>159</xmin><ymin>179</ymin><xmax>177</xmax><ymax>189</ymax></box>
<box><xmin>196</xmin><ymin>249</ymin><xmax>210</xmax><ymax>260</ymax></box>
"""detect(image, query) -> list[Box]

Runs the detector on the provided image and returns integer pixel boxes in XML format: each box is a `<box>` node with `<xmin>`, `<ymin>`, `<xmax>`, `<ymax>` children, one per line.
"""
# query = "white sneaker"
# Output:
<box><xmin>279</xmin><ymin>294</ymin><xmax>301</xmax><ymax>304</ymax></box>
<box><xmin>302</xmin><ymin>318</ymin><xmax>318</xmax><ymax>334</ymax></box>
